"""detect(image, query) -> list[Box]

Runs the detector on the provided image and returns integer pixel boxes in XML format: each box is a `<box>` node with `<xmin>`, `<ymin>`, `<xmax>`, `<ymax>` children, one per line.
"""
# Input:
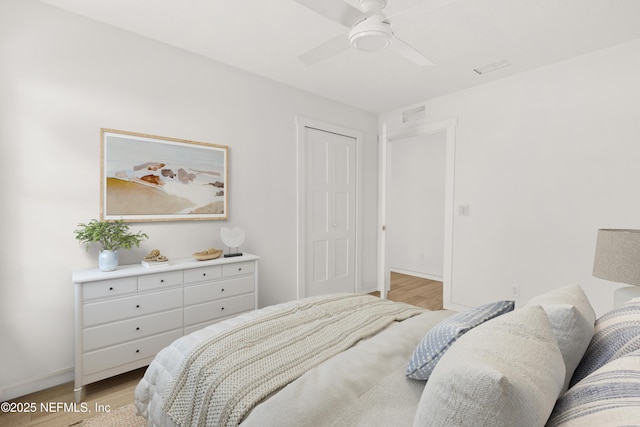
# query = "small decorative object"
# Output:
<box><xmin>98</xmin><ymin>250</ymin><xmax>119</xmax><ymax>272</ymax></box>
<box><xmin>141</xmin><ymin>249</ymin><xmax>169</xmax><ymax>268</ymax></box>
<box><xmin>221</xmin><ymin>226</ymin><xmax>245</xmax><ymax>257</ymax></box>
<box><xmin>74</xmin><ymin>219</ymin><xmax>148</xmax><ymax>272</ymax></box>
<box><xmin>192</xmin><ymin>248</ymin><xmax>223</xmax><ymax>261</ymax></box>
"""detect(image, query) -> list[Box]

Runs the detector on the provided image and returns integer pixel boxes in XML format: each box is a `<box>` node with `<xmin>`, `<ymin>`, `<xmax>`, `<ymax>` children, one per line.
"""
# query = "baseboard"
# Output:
<box><xmin>390</xmin><ymin>268</ymin><xmax>443</xmax><ymax>282</ymax></box>
<box><xmin>358</xmin><ymin>282</ymin><xmax>377</xmax><ymax>294</ymax></box>
<box><xmin>1</xmin><ymin>367</ymin><xmax>73</xmax><ymax>402</ymax></box>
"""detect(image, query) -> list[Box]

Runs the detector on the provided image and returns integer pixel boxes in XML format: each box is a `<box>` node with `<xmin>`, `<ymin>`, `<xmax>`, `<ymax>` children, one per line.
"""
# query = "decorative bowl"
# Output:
<box><xmin>192</xmin><ymin>248</ymin><xmax>223</xmax><ymax>261</ymax></box>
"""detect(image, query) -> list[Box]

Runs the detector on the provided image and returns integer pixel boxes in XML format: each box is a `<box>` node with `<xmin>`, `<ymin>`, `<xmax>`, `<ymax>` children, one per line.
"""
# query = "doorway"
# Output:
<box><xmin>296</xmin><ymin>116</ymin><xmax>362</xmax><ymax>299</ymax></box>
<box><xmin>387</xmin><ymin>132</ymin><xmax>446</xmax><ymax>281</ymax></box>
<box><xmin>378</xmin><ymin>119</ymin><xmax>457</xmax><ymax>309</ymax></box>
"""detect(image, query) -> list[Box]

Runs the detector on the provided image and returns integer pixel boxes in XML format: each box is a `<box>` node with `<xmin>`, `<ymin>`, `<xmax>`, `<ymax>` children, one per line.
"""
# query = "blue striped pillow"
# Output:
<box><xmin>405</xmin><ymin>300</ymin><xmax>515</xmax><ymax>380</ymax></box>
<box><xmin>546</xmin><ymin>350</ymin><xmax>640</xmax><ymax>427</ymax></box>
<box><xmin>569</xmin><ymin>298</ymin><xmax>640</xmax><ymax>387</ymax></box>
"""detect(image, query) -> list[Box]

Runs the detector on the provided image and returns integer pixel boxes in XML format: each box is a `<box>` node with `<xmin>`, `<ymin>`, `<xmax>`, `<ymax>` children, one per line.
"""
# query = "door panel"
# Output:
<box><xmin>334</xmin><ymin>142</ymin><xmax>350</xmax><ymax>185</ymax></box>
<box><xmin>334</xmin><ymin>191</ymin><xmax>349</xmax><ymax>230</ymax></box>
<box><xmin>312</xmin><ymin>191</ymin><xmax>328</xmax><ymax>233</ymax></box>
<box><xmin>334</xmin><ymin>238</ymin><xmax>349</xmax><ymax>278</ymax></box>
<box><xmin>312</xmin><ymin>240</ymin><xmax>329</xmax><ymax>282</ymax></box>
<box><xmin>305</xmin><ymin>127</ymin><xmax>356</xmax><ymax>296</ymax></box>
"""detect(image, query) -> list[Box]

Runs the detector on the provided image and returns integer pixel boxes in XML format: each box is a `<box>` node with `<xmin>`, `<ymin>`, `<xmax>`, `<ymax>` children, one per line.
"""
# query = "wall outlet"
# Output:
<box><xmin>511</xmin><ymin>284</ymin><xmax>521</xmax><ymax>298</ymax></box>
<box><xmin>458</xmin><ymin>204</ymin><xmax>470</xmax><ymax>216</ymax></box>
<box><xmin>418</xmin><ymin>252</ymin><xmax>425</xmax><ymax>261</ymax></box>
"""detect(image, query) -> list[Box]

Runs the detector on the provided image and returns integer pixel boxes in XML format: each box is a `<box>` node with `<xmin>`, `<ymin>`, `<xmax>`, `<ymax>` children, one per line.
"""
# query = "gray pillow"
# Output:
<box><xmin>546</xmin><ymin>350</ymin><xmax>640</xmax><ymax>427</ymax></box>
<box><xmin>413</xmin><ymin>306</ymin><xmax>565</xmax><ymax>427</ymax></box>
<box><xmin>405</xmin><ymin>300</ymin><xmax>514</xmax><ymax>380</ymax></box>
<box><xmin>525</xmin><ymin>285</ymin><xmax>595</xmax><ymax>393</ymax></box>
<box><xmin>570</xmin><ymin>297</ymin><xmax>640</xmax><ymax>387</ymax></box>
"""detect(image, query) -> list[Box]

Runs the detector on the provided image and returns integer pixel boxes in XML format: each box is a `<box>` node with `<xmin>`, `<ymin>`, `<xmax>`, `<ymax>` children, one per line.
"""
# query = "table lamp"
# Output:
<box><xmin>592</xmin><ymin>229</ymin><xmax>640</xmax><ymax>307</ymax></box>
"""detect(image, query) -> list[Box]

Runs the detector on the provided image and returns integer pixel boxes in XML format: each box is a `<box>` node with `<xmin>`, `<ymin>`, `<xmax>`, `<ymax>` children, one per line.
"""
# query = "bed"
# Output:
<box><xmin>134</xmin><ymin>289</ymin><xmax>640</xmax><ymax>427</ymax></box>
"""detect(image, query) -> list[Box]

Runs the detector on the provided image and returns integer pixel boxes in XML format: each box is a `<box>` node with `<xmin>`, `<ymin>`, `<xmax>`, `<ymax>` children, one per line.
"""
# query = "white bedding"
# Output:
<box><xmin>134</xmin><ymin>295</ymin><xmax>454</xmax><ymax>427</ymax></box>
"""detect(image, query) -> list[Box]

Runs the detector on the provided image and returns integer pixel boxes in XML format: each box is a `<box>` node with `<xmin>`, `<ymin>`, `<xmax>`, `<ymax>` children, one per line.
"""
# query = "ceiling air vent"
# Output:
<box><xmin>474</xmin><ymin>59</ymin><xmax>511</xmax><ymax>75</ymax></box>
<box><xmin>402</xmin><ymin>105</ymin><xmax>426</xmax><ymax>123</ymax></box>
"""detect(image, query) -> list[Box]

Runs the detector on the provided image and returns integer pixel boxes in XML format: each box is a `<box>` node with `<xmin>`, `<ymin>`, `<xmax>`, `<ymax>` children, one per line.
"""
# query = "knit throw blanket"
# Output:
<box><xmin>162</xmin><ymin>293</ymin><xmax>425</xmax><ymax>427</ymax></box>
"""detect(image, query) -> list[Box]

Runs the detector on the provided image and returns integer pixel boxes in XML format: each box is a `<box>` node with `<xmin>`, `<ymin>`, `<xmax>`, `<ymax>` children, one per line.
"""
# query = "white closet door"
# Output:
<box><xmin>305</xmin><ymin>127</ymin><xmax>356</xmax><ymax>297</ymax></box>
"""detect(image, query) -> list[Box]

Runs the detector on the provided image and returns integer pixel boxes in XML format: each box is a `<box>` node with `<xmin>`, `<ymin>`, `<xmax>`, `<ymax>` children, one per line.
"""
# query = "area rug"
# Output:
<box><xmin>81</xmin><ymin>403</ymin><xmax>145</xmax><ymax>426</ymax></box>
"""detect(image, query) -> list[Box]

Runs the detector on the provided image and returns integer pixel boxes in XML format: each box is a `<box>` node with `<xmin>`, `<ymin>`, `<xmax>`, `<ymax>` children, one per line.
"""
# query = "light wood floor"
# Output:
<box><xmin>371</xmin><ymin>271</ymin><xmax>443</xmax><ymax>311</ymax></box>
<box><xmin>1</xmin><ymin>273</ymin><xmax>442</xmax><ymax>426</ymax></box>
<box><xmin>0</xmin><ymin>367</ymin><xmax>146</xmax><ymax>427</ymax></box>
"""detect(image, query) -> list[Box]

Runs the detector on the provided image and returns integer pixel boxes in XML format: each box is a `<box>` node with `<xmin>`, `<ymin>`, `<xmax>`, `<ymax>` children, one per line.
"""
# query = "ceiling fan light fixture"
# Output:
<box><xmin>349</xmin><ymin>19</ymin><xmax>393</xmax><ymax>52</ymax></box>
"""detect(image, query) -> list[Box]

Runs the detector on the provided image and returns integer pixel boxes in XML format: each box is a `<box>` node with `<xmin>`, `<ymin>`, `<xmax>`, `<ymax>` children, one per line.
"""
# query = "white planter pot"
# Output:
<box><xmin>98</xmin><ymin>250</ymin><xmax>119</xmax><ymax>272</ymax></box>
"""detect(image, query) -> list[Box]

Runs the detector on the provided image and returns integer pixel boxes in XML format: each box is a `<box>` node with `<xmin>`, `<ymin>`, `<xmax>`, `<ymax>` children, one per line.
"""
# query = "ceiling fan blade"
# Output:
<box><xmin>299</xmin><ymin>34</ymin><xmax>351</xmax><ymax>65</ymax></box>
<box><xmin>294</xmin><ymin>0</ymin><xmax>365</xmax><ymax>28</ymax></box>
<box><xmin>390</xmin><ymin>36</ymin><xmax>435</xmax><ymax>66</ymax></box>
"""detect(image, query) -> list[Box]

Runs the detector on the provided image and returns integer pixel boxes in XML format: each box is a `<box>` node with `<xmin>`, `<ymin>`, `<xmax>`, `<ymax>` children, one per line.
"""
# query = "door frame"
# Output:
<box><xmin>296</xmin><ymin>115</ymin><xmax>363</xmax><ymax>299</ymax></box>
<box><xmin>378</xmin><ymin>118</ymin><xmax>462</xmax><ymax>311</ymax></box>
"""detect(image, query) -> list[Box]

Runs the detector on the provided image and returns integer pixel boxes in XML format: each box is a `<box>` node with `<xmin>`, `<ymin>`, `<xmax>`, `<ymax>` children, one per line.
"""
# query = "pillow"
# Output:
<box><xmin>546</xmin><ymin>350</ymin><xmax>640</xmax><ymax>427</ymax></box>
<box><xmin>413</xmin><ymin>306</ymin><xmax>565</xmax><ymax>427</ymax></box>
<box><xmin>569</xmin><ymin>297</ymin><xmax>640</xmax><ymax>387</ymax></box>
<box><xmin>405</xmin><ymin>300</ymin><xmax>514</xmax><ymax>380</ymax></box>
<box><xmin>525</xmin><ymin>285</ymin><xmax>595</xmax><ymax>393</ymax></box>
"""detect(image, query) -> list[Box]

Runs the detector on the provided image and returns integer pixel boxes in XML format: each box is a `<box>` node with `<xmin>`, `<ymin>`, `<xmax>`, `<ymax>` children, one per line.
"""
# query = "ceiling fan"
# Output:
<box><xmin>295</xmin><ymin>0</ymin><xmax>436</xmax><ymax>66</ymax></box>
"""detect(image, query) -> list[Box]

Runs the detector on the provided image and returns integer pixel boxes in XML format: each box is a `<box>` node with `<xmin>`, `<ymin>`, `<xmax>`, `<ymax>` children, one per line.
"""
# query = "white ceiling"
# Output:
<box><xmin>38</xmin><ymin>0</ymin><xmax>640</xmax><ymax>113</ymax></box>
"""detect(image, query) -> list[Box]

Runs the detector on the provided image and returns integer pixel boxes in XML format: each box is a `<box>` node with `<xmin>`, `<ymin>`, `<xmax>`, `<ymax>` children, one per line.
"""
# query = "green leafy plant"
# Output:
<box><xmin>74</xmin><ymin>219</ymin><xmax>148</xmax><ymax>251</ymax></box>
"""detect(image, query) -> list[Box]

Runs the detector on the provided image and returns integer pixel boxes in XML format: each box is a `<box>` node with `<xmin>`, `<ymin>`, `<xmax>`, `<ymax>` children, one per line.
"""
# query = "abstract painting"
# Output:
<box><xmin>100</xmin><ymin>129</ymin><xmax>228</xmax><ymax>221</ymax></box>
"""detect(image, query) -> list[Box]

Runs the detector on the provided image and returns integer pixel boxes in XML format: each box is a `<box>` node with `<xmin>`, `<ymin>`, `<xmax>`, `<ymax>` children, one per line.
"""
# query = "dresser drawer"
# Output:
<box><xmin>83</xmin><ymin>288</ymin><xmax>183</xmax><ymax>327</ymax></box>
<box><xmin>184</xmin><ymin>265</ymin><xmax>222</xmax><ymax>284</ymax></box>
<box><xmin>83</xmin><ymin>329</ymin><xmax>182</xmax><ymax>375</ymax></box>
<box><xmin>184</xmin><ymin>276</ymin><xmax>255</xmax><ymax>305</ymax></box>
<box><xmin>138</xmin><ymin>270</ymin><xmax>183</xmax><ymax>292</ymax></box>
<box><xmin>184</xmin><ymin>293</ymin><xmax>255</xmax><ymax>326</ymax></box>
<box><xmin>83</xmin><ymin>308</ymin><xmax>183</xmax><ymax>351</ymax></box>
<box><xmin>223</xmin><ymin>261</ymin><xmax>254</xmax><ymax>277</ymax></box>
<box><xmin>83</xmin><ymin>277</ymin><xmax>137</xmax><ymax>301</ymax></box>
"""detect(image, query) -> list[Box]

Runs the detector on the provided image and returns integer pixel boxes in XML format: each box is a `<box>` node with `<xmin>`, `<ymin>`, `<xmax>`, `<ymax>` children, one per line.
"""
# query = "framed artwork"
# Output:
<box><xmin>100</xmin><ymin>128</ymin><xmax>228</xmax><ymax>222</ymax></box>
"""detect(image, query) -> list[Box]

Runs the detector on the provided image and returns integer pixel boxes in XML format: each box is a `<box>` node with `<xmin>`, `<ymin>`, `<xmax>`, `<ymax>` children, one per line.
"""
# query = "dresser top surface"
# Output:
<box><xmin>72</xmin><ymin>253</ymin><xmax>259</xmax><ymax>283</ymax></box>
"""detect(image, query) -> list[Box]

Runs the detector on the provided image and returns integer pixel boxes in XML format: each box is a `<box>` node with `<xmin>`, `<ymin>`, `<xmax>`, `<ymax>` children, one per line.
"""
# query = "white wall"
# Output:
<box><xmin>387</xmin><ymin>133</ymin><xmax>446</xmax><ymax>279</ymax></box>
<box><xmin>380</xmin><ymin>38</ymin><xmax>640</xmax><ymax>318</ymax></box>
<box><xmin>0</xmin><ymin>0</ymin><xmax>378</xmax><ymax>400</ymax></box>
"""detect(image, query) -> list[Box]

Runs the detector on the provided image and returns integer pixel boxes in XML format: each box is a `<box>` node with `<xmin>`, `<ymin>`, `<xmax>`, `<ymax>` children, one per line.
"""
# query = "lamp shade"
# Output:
<box><xmin>593</xmin><ymin>229</ymin><xmax>640</xmax><ymax>286</ymax></box>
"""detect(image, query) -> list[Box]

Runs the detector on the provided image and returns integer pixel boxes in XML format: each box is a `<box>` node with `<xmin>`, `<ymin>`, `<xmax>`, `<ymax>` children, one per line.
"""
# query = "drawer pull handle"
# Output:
<box><xmin>109</xmin><ymin>287</ymin><xmax>114</xmax><ymax>291</ymax></box>
<box><xmin>238</xmin><ymin>268</ymin><xmax>242</xmax><ymax>271</ymax></box>
<box><xmin>160</xmin><ymin>279</ymin><xmax>164</xmax><ymax>283</ymax></box>
<box><xmin>202</xmin><ymin>273</ymin><xmax>207</xmax><ymax>277</ymax></box>
<box><xmin>221</xmin><ymin>288</ymin><xmax>225</xmax><ymax>292</ymax></box>
<box><xmin>221</xmin><ymin>307</ymin><xmax>225</xmax><ymax>311</ymax></box>
<box><xmin>136</xmin><ymin>304</ymin><xmax>140</xmax><ymax>308</ymax></box>
<box><xmin>136</xmin><ymin>349</ymin><xmax>140</xmax><ymax>353</ymax></box>
<box><xmin>136</xmin><ymin>327</ymin><xmax>140</xmax><ymax>331</ymax></box>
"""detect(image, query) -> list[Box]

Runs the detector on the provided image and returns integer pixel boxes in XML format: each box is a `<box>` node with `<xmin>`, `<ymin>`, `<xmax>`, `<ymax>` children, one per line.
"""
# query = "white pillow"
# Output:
<box><xmin>525</xmin><ymin>285</ymin><xmax>595</xmax><ymax>393</ymax></box>
<box><xmin>413</xmin><ymin>306</ymin><xmax>565</xmax><ymax>427</ymax></box>
<box><xmin>546</xmin><ymin>350</ymin><xmax>640</xmax><ymax>427</ymax></box>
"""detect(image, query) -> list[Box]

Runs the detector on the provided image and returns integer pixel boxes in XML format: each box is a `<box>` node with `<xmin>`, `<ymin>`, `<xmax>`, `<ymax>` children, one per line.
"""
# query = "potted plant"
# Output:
<box><xmin>74</xmin><ymin>219</ymin><xmax>148</xmax><ymax>271</ymax></box>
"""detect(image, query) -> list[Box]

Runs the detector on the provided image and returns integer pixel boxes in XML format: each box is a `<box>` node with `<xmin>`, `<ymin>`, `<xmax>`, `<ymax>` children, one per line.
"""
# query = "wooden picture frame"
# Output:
<box><xmin>100</xmin><ymin>128</ymin><xmax>228</xmax><ymax>222</ymax></box>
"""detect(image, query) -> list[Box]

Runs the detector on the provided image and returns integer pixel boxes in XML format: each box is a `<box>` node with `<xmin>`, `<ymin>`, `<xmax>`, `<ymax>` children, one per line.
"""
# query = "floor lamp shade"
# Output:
<box><xmin>593</xmin><ymin>229</ymin><xmax>640</xmax><ymax>306</ymax></box>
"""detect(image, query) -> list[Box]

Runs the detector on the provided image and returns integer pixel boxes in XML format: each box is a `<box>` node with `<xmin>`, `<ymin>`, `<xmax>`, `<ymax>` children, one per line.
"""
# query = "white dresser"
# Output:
<box><xmin>72</xmin><ymin>253</ymin><xmax>259</xmax><ymax>402</ymax></box>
